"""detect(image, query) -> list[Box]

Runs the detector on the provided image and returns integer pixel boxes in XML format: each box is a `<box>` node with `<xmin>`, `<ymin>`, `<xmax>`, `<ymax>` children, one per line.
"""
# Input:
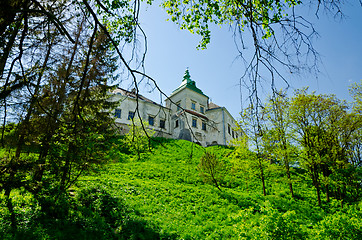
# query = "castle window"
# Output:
<box><xmin>228</xmin><ymin>124</ymin><xmax>231</xmax><ymax>135</ymax></box>
<box><xmin>191</xmin><ymin>101</ymin><xmax>196</xmax><ymax>110</ymax></box>
<box><xmin>192</xmin><ymin>118</ymin><xmax>197</xmax><ymax>128</ymax></box>
<box><xmin>202</xmin><ymin>122</ymin><xmax>206</xmax><ymax>131</ymax></box>
<box><xmin>232</xmin><ymin>130</ymin><xmax>235</xmax><ymax>138</ymax></box>
<box><xmin>160</xmin><ymin>119</ymin><xmax>166</xmax><ymax>129</ymax></box>
<box><xmin>114</xmin><ymin>109</ymin><xmax>121</xmax><ymax>118</ymax></box>
<box><xmin>148</xmin><ymin>116</ymin><xmax>154</xmax><ymax>126</ymax></box>
<box><xmin>200</xmin><ymin>105</ymin><xmax>205</xmax><ymax>114</ymax></box>
<box><xmin>175</xmin><ymin>120</ymin><xmax>179</xmax><ymax>128</ymax></box>
<box><xmin>128</xmin><ymin>111</ymin><xmax>135</xmax><ymax>120</ymax></box>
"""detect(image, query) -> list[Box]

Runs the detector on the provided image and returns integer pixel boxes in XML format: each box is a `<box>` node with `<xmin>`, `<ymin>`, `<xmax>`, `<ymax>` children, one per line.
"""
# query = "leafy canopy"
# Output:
<box><xmin>162</xmin><ymin>0</ymin><xmax>301</xmax><ymax>49</ymax></box>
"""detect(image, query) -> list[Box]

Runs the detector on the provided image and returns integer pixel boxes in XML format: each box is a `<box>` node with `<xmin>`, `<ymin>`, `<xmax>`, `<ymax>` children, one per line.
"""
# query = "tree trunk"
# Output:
<box><xmin>316</xmin><ymin>184</ymin><xmax>322</xmax><ymax>207</ymax></box>
<box><xmin>262</xmin><ymin>176</ymin><xmax>266</xmax><ymax>196</ymax></box>
<box><xmin>1</xmin><ymin>102</ymin><xmax>7</xmax><ymax>147</ymax></box>
<box><xmin>5</xmin><ymin>186</ymin><xmax>17</xmax><ymax>232</ymax></box>
<box><xmin>310</xmin><ymin>163</ymin><xmax>322</xmax><ymax>206</ymax></box>
<box><xmin>213</xmin><ymin>177</ymin><xmax>223</xmax><ymax>192</ymax></box>
<box><xmin>260</xmin><ymin>162</ymin><xmax>266</xmax><ymax>196</ymax></box>
<box><xmin>61</xmin><ymin>142</ymin><xmax>75</xmax><ymax>191</ymax></box>
<box><xmin>285</xmin><ymin>163</ymin><xmax>294</xmax><ymax>198</ymax></box>
<box><xmin>282</xmin><ymin>142</ymin><xmax>294</xmax><ymax>198</ymax></box>
<box><xmin>0</xmin><ymin>18</ymin><xmax>21</xmax><ymax>79</ymax></box>
<box><xmin>326</xmin><ymin>184</ymin><xmax>330</xmax><ymax>202</ymax></box>
<box><xmin>288</xmin><ymin>177</ymin><xmax>294</xmax><ymax>198</ymax></box>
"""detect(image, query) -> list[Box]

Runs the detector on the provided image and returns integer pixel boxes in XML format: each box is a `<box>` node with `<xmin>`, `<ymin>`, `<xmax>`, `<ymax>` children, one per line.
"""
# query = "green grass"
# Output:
<box><xmin>1</xmin><ymin>138</ymin><xmax>361</xmax><ymax>239</ymax></box>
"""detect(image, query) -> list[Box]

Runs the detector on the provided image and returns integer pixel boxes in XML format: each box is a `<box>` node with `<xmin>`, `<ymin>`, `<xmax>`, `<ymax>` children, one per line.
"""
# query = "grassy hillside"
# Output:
<box><xmin>1</xmin><ymin>138</ymin><xmax>361</xmax><ymax>239</ymax></box>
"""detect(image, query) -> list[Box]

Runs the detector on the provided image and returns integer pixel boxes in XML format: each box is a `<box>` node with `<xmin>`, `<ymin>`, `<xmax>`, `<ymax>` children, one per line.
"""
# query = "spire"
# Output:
<box><xmin>183</xmin><ymin>69</ymin><xmax>191</xmax><ymax>83</ymax></box>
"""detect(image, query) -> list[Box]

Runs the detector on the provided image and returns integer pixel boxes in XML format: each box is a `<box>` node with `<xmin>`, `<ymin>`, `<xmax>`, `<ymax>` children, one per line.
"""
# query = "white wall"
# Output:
<box><xmin>166</xmin><ymin>87</ymin><xmax>209</xmax><ymax>114</ymax></box>
<box><xmin>111</xmin><ymin>93</ymin><xmax>172</xmax><ymax>138</ymax></box>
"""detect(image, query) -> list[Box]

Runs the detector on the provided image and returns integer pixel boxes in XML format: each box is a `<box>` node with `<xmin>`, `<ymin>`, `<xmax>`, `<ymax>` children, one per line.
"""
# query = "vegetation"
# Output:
<box><xmin>1</xmin><ymin>113</ymin><xmax>361</xmax><ymax>239</ymax></box>
<box><xmin>1</xmin><ymin>82</ymin><xmax>361</xmax><ymax>239</ymax></box>
<box><xmin>198</xmin><ymin>152</ymin><xmax>225</xmax><ymax>191</ymax></box>
<box><xmin>1</xmin><ymin>1</ymin><xmax>361</xmax><ymax>239</ymax></box>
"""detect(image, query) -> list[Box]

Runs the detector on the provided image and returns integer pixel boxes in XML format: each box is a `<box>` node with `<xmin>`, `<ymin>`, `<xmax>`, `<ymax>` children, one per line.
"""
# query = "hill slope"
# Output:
<box><xmin>1</xmin><ymin>138</ymin><xmax>361</xmax><ymax>239</ymax></box>
<box><xmin>77</xmin><ymin>138</ymin><xmax>361</xmax><ymax>240</ymax></box>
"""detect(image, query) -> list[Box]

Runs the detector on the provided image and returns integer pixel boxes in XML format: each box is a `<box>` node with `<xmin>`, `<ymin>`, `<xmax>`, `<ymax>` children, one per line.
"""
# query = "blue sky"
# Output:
<box><xmin>122</xmin><ymin>2</ymin><xmax>362</xmax><ymax>119</ymax></box>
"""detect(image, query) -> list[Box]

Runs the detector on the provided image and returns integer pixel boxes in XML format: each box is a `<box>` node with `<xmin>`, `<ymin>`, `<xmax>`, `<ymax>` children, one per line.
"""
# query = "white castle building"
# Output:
<box><xmin>111</xmin><ymin>70</ymin><xmax>239</xmax><ymax>146</ymax></box>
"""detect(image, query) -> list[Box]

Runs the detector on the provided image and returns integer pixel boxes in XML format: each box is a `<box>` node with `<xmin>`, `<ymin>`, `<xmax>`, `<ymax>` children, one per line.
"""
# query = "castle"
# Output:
<box><xmin>111</xmin><ymin>70</ymin><xmax>239</xmax><ymax>146</ymax></box>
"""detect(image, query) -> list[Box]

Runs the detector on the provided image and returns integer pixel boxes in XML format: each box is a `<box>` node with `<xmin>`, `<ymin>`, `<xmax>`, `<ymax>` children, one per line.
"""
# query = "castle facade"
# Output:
<box><xmin>111</xmin><ymin>70</ymin><xmax>239</xmax><ymax>146</ymax></box>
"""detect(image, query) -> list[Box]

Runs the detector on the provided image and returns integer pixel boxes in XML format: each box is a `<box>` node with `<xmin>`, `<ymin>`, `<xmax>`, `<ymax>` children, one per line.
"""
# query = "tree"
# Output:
<box><xmin>350</xmin><ymin>80</ymin><xmax>362</xmax><ymax>115</ymax></box>
<box><xmin>346</xmin><ymin>80</ymin><xmax>362</xmax><ymax>201</ymax></box>
<box><xmin>289</xmin><ymin>88</ymin><xmax>361</xmax><ymax>206</ymax></box>
<box><xmin>0</xmin><ymin>1</ymin><xmax>133</xmax><ymax>230</ymax></box>
<box><xmin>289</xmin><ymin>90</ymin><xmax>331</xmax><ymax>205</ymax></box>
<box><xmin>231</xmin><ymin>135</ymin><xmax>259</xmax><ymax>193</ymax></box>
<box><xmin>327</xmin><ymin>110</ymin><xmax>362</xmax><ymax>204</ymax></box>
<box><xmin>1</xmin><ymin>0</ymin><xmax>361</xmax><ymax>230</ymax></box>
<box><xmin>198</xmin><ymin>152</ymin><xmax>225</xmax><ymax>191</ymax></box>
<box><xmin>263</xmin><ymin>90</ymin><xmax>296</xmax><ymax>197</ymax></box>
<box><xmin>121</xmin><ymin>119</ymin><xmax>155</xmax><ymax>160</ymax></box>
<box><xmin>234</xmin><ymin>104</ymin><xmax>273</xmax><ymax>196</ymax></box>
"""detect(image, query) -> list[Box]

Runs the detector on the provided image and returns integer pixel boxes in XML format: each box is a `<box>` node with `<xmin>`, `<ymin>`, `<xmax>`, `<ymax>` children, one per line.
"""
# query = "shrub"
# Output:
<box><xmin>198</xmin><ymin>152</ymin><xmax>226</xmax><ymax>191</ymax></box>
<box><xmin>311</xmin><ymin>205</ymin><xmax>362</xmax><ymax>239</ymax></box>
<box><xmin>75</xmin><ymin>185</ymin><xmax>125</xmax><ymax>229</ymax></box>
<box><xmin>231</xmin><ymin>201</ymin><xmax>305</xmax><ymax>239</ymax></box>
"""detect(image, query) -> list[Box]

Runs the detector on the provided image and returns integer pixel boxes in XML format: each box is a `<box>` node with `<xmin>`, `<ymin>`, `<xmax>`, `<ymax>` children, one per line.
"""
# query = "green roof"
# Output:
<box><xmin>171</xmin><ymin>70</ymin><xmax>208</xmax><ymax>97</ymax></box>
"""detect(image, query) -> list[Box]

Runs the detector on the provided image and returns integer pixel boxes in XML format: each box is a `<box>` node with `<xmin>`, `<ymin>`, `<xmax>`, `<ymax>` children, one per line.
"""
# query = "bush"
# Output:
<box><xmin>198</xmin><ymin>152</ymin><xmax>226</xmax><ymax>191</ymax></box>
<box><xmin>75</xmin><ymin>185</ymin><xmax>125</xmax><ymax>230</ymax></box>
<box><xmin>311</xmin><ymin>205</ymin><xmax>362</xmax><ymax>239</ymax></box>
<box><xmin>231</xmin><ymin>201</ymin><xmax>305</xmax><ymax>239</ymax></box>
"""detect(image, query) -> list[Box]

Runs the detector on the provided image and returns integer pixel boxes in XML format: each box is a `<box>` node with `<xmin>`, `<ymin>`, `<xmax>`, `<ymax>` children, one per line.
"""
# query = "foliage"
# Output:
<box><xmin>230</xmin><ymin>135</ymin><xmax>261</xmax><ymax>191</ymax></box>
<box><xmin>312</xmin><ymin>205</ymin><xmax>362</xmax><ymax>240</ymax></box>
<box><xmin>0</xmin><ymin>1</ymin><xmax>124</xmax><ymax>231</ymax></box>
<box><xmin>1</xmin><ymin>137</ymin><xmax>362</xmax><ymax>239</ymax></box>
<box><xmin>160</xmin><ymin>0</ymin><xmax>361</xmax><ymax>121</ymax></box>
<box><xmin>121</xmin><ymin>119</ymin><xmax>155</xmax><ymax>160</ymax></box>
<box><xmin>350</xmin><ymin>79</ymin><xmax>362</xmax><ymax>114</ymax></box>
<box><xmin>197</xmin><ymin>151</ymin><xmax>225</xmax><ymax>191</ymax></box>
<box><xmin>263</xmin><ymin>90</ymin><xmax>296</xmax><ymax>197</ymax></box>
<box><xmin>231</xmin><ymin>201</ymin><xmax>306</xmax><ymax>240</ymax></box>
<box><xmin>2</xmin><ymin>0</ymin><xmax>361</xmax><ymax>238</ymax></box>
<box><xmin>234</xmin><ymin>105</ymin><xmax>277</xmax><ymax>196</ymax></box>
<box><xmin>231</xmin><ymin>87</ymin><xmax>362</xmax><ymax>206</ymax></box>
<box><xmin>162</xmin><ymin>0</ymin><xmax>303</xmax><ymax>49</ymax></box>
<box><xmin>289</xmin><ymin>88</ymin><xmax>361</xmax><ymax>205</ymax></box>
